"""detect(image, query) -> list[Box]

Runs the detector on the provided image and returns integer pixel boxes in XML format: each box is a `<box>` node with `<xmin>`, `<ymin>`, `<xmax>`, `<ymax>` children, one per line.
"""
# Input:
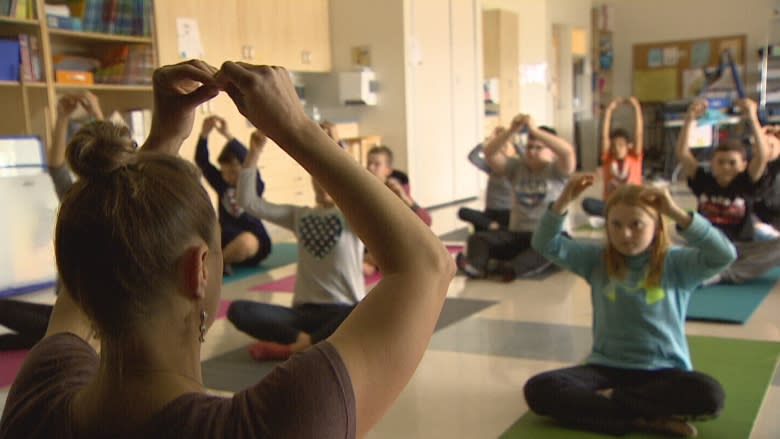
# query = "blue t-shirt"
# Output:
<box><xmin>532</xmin><ymin>209</ymin><xmax>736</xmax><ymax>370</ymax></box>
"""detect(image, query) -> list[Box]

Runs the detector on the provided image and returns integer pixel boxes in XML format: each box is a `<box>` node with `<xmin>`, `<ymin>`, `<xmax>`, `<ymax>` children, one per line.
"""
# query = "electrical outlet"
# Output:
<box><xmin>301</xmin><ymin>50</ymin><xmax>311</xmax><ymax>64</ymax></box>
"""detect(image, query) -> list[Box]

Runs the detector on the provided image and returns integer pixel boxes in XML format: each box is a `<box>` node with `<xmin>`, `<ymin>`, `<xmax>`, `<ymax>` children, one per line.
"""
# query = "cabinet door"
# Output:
<box><xmin>239</xmin><ymin>0</ymin><xmax>331</xmax><ymax>71</ymax></box>
<box><xmin>154</xmin><ymin>0</ymin><xmax>243</xmax><ymax>66</ymax></box>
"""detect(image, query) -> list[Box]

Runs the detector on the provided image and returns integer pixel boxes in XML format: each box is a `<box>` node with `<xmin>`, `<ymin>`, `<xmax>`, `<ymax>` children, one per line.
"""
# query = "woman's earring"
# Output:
<box><xmin>199</xmin><ymin>309</ymin><xmax>208</xmax><ymax>343</ymax></box>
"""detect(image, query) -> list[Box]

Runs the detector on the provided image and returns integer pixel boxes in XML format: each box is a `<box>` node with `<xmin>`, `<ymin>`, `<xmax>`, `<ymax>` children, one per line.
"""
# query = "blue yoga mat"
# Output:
<box><xmin>223</xmin><ymin>242</ymin><xmax>298</xmax><ymax>284</ymax></box>
<box><xmin>686</xmin><ymin>267</ymin><xmax>780</xmax><ymax>324</ymax></box>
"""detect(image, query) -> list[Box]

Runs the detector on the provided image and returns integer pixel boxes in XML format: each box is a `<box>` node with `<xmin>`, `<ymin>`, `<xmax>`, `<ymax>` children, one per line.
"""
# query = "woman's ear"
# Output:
<box><xmin>181</xmin><ymin>245</ymin><xmax>209</xmax><ymax>299</ymax></box>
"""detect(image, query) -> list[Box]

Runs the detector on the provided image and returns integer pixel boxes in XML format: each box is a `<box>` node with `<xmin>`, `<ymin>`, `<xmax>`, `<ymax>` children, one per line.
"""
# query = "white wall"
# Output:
<box><xmin>329</xmin><ymin>0</ymin><xmax>411</xmax><ymax>170</ymax></box>
<box><xmin>404</xmin><ymin>0</ymin><xmax>483</xmax><ymax>205</ymax></box>
<box><xmin>595</xmin><ymin>0</ymin><xmax>774</xmax><ymax>98</ymax></box>
<box><xmin>482</xmin><ymin>0</ymin><xmax>552</xmax><ymax>124</ymax></box>
<box><xmin>548</xmin><ymin>0</ymin><xmax>593</xmax><ymax>144</ymax></box>
<box><xmin>480</xmin><ymin>0</ymin><xmax>593</xmax><ymax>142</ymax></box>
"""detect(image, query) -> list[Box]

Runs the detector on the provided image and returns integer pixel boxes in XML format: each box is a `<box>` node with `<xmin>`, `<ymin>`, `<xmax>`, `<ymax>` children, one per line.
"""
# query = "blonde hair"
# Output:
<box><xmin>603</xmin><ymin>184</ymin><xmax>669</xmax><ymax>287</ymax></box>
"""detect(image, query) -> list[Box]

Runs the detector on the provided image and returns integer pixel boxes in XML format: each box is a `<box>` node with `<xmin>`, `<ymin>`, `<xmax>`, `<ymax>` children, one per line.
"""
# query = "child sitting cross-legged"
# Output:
<box><xmin>525</xmin><ymin>174</ymin><xmax>736</xmax><ymax>437</ymax></box>
<box><xmin>677</xmin><ymin>98</ymin><xmax>780</xmax><ymax>284</ymax></box>
<box><xmin>227</xmin><ymin>130</ymin><xmax>365</xmax><ymax>361</ymax></box>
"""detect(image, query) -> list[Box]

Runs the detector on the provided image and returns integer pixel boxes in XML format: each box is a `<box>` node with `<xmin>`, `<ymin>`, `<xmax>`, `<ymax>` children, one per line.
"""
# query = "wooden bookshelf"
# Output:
<box><xmin>0</xmin><ymin>80</ymin><xmax>47</xmax><ymax>88</ymax></box>
<box><xmin>0</xmin><ymin>0</ymin><xmax>158</xmax><ymax>139</ymax></box>
<box><xmin>0</xmin><ymin>15</ymin><xmax>39</xmax><ymax>27</ymax></box>
<box><xmin>54</xmin><ymin>83</ymin><xmax>152</xmax><ymax>92</ymax></box>
<box><xmin>48</xmin><ymin>28</ymin><xmax>153</xmax><ymax>45</ymax></box>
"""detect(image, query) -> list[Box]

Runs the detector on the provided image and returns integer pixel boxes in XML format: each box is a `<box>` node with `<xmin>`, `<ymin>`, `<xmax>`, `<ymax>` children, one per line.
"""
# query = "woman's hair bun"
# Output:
<box><xmin>66</xmin><ymin>121</ymin><xmax>136</xmax><ymax>179</ymax></box>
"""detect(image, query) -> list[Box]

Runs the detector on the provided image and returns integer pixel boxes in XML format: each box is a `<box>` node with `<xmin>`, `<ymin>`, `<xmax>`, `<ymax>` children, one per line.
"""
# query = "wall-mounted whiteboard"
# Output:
<box><xmin>0</xmin><ymin>136</ymin><xmax>57</xmax><ymax>295</ymax></box>
<box><xmin>0</xmin><ymin>136</ymin><xmax>46</xmax><ymax>177</ymax></box>
<box><xmin>0</xmin><ymin>173</ymin><xmax>59</xmax><ymax>295</ymax></box>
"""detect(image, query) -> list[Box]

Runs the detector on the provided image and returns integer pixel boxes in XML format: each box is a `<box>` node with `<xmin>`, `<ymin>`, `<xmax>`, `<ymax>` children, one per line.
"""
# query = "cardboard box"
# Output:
<box><xmin>55</xmin><ymin>69</ymin><xmax>94</xmax><ymax>84</ymax></box>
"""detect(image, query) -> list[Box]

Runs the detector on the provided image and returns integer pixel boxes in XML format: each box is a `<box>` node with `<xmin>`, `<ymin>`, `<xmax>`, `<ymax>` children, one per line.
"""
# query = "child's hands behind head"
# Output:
<box><xmin>639</xmin><ymin>187</ymin><xmax>676</xmax><ymax>217</ymax></box>
<box><xmin>76</xmin><ymin>91</ymin><xmax>103</xmax><ymax>120</ymax></box>
<box><xmin>249</xmin><ymin>130</ymin><xmax>267</xmax><ymax>153</ymax></box>
<box><xmin>57</xmin><ymin>94</ymin><xmax>80</xmax><ymax>118</ymax></box>
<box><xmin>216</xmin><ymin>62</ymin><xmax>309</xmax><ymax>145</ymax></box>
<box><xmin>510</xmin><ymin>113</ymin><xmax>534</xmax><ymax>132</ymax></box>
<box><xmin>606</xmin><ymin>97</ymin><xmax>624</xmax><ymax>111</ymax></box>
<box><xmin>736</xmin><ymin>98</ymin><xmax>758</xmax><ymax>119</ymax></box>
<box><xmin>552</xmin><ymin>173</ymin><xmax>595</xmax><ymax>214</ymax></box>
<box><xmin>213</xmin><ymin>116</ymin><xmax>231</xmax><ymax>139</ymax></box>
<box><xmin>640</xmin><ymin>186</ymin><xmax>691</xmax><ymax>227</ymax></box>
<box><xmin>685</xmin><ymin>99</ymin><xmax>708</xmax><ymax>122</ymax></box>
<box><xmin>201</xmin><ymin>115</ymin><xmax>218</xmax><ymax>136</ymax></box>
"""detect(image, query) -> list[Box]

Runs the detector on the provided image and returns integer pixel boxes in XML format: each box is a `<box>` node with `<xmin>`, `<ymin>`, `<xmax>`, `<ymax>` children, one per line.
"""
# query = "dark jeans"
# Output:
<box><xmin>0</xmin><ymin>300</ymin><xmax>53</xmax><ymax>350</ymax></box>
<box><xmin>227</xmin><ymin>300</ymin><xmax>355</xmax><ymax>345</ymax></box>
<box><xmin>458</xmin><ymin>207</ymin><xmax>510</xmax><ymax>232</ymax></box>
<box><xmin>465</xmin><ymin>229</ymin><xmax>551</xmax><ymax>277</ymax></box>
<box><xmin>524</xmin><ymin>364</ymin><xmax>724</xmax><ymax>436</ymax></box>
<box><xmin>720</xmin><ymin>238</ymin><xmax>780</xmax><ymax>283</ymax></box>
<box><xmin>582</xmin><ymin>197</ymin><xmax>606</xmax><ymax>217</ymax></box>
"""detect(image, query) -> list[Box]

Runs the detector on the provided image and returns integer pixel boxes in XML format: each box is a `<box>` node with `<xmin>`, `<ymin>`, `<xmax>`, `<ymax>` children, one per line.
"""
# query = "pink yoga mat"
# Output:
<box><xmin>249</xmin><ymin>244</ymin><xmax>465</xmax><ymax>293</ymax></box>
<box><xmin>0</xmin><ymin>349</ymin><xmax>28</xmax><ymax>388</ymax></box>
<box><xmin>216</xmin><ymin>299</ymin><xmax>232</xmax><ymax>319</ymax></box>
<box><xmin>0</xmin><ymin>301</ymin><xmax>235</xmax><ymax>389</ymax></box>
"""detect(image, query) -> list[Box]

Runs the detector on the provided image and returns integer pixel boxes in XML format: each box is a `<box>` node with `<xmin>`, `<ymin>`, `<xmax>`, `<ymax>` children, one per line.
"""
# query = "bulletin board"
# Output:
<box><xmin>632</xmin><ymin>35</ymin><xmax>746</xmax><ymax>102</ymax></box>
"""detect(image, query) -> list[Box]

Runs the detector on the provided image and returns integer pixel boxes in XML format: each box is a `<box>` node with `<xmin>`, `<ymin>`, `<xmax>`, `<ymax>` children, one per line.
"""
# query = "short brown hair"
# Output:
<box><xmin>713</xmin><ymin>138</ymin><xmax>746</xmax><ymax>160</ymax></box>
<box><xmin>56</xmin><ymin>121</ymin><xmax>216</xmax><ymax>341</ymax></box>
<box><xmin>217</xmin><ymin>143</ymin><xmax>240</xmax><ymax>164</ymax></box>
<box><xmin>367</xmin><ymin>145</ymin><xmax>393</xmax><ymax>165</ymax></box>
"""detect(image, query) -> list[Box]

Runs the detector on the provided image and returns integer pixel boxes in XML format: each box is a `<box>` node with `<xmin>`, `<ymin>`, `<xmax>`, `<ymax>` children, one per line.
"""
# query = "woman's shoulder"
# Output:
<box><xmin>0</xmin><ymin>333</ymin><xmax>97</xmax><ymax>438</ymax></box>
<box><xmin>141</xmin><ymin>342</ymin><xmax>355</xmax><ymax>438</ymax></box>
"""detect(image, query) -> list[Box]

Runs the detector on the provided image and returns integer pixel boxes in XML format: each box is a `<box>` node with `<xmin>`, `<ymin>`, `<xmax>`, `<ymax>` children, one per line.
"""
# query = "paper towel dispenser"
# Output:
<box><xmin>339</xmin><ymin>70</ymin><xmax>377</xmax><ymax>106</ymax></box>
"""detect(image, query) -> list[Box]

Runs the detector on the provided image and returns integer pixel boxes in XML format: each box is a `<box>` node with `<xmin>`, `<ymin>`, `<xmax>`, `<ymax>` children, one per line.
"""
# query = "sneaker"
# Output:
<box><xmin>635</xmin><ymin>418</ymin><xmax>698</xmax><ymax>437</ymax></box>
<box><xmin>456</xmin><ymin>252</ymin><xmax>485</xmax><ymax>279</ymax></box>
<box><xmin>247</xmin><ymin>340</ymin><xmax>293</xmax><ymax>361</ymax></box>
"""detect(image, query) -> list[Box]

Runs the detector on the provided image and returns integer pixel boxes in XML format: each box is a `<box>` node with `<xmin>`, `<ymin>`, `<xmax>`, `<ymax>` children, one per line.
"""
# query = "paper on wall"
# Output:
<box><xmin>663</xmin><ymin>47</ymin><xmax>679</xmax><ymax>66</ymax></box>
<box><xmin>176</xmin><ymin>18</ymin><xmax>204</xmax><ymax>59</ymax></box>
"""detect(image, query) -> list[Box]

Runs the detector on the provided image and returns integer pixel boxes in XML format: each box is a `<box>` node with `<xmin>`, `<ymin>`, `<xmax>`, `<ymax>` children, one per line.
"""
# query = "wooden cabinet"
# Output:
<box><xmin>153</xmin><ymin>0</ymin><xmax>332</xmax><ymax>223</ymax></box>
<box><xmin>482</xmin><ymin>9</ymin><xmax>518</xmax><ymax>126</ymax></box>
<box><xmin>238</xmin><ymin>0</ymin><xmax>331</xmax><ymax>71</ymax></box>
<box><xmin>340</xmin><ymin>135</ymin><xmax>381</xmax><ymax>166</ymax></box>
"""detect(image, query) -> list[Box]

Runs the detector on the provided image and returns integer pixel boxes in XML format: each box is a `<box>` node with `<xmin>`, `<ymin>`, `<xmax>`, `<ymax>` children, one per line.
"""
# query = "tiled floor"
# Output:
<box><xmin>1</xmin><ymin>184</ymin><xmax>779</xmax><ymax>438</ymax></box>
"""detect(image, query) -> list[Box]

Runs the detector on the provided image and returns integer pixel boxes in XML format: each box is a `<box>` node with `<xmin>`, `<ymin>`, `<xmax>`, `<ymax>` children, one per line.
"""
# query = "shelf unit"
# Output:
<box><xmin>759</xmin><ymin>16</ymin><xmax>780</xmax><ymax>117</ymax></box>
<box><xmin>0</xmin><ymin>0</ymin><xmax>157</xmax><ymax>144</ymax></box>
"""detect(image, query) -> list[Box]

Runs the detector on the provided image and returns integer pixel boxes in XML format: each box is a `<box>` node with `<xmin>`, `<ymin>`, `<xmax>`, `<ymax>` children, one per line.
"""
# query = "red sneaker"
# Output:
<box><xmin>247</xmin><ymin>340</ymin><xmax>293</xmax><ymax>361</ymax></box>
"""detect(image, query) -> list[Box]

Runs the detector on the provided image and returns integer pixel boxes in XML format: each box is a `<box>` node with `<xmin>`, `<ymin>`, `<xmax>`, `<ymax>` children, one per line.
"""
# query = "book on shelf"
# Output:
<box><xmin>8</xmin><ymin>0</ymin><xmax>34</xmax><ymax>19</ymax></box>
<box><xmin>17</xmin><ymin>33</ymin><xmax>33</xmax><ymax>81</ymax></box>
<box><xmin>94</xmin><ymin>44</ymin><xmax>153</xmax><ymax>84</ymax></box>
<box><xmin>79</xmin><ymin>0</ymin><xmax>151</xmax><ymax>36</ymax></box>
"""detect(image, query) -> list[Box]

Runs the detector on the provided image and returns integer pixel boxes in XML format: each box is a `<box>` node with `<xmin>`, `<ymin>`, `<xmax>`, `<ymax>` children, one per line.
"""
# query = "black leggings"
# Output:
<box><xmin>457</xmin><ymin>207</ymin><xmax>510</xmax><ymax>232</ymax></box>
<box><xmin>524</xmin><ymin>364</ymin><xmax>724</xmax><ymax>436</ymax></box>
<box><xmin>0</xmin><ymin>299</ymin><xmax>53</xmax><ymax>350</ymax></box>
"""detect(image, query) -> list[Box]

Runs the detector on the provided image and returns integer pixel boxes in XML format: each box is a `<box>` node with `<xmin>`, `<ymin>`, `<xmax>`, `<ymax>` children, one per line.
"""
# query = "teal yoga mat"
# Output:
<box><xmin>686</xmin><ymin>267</ymin><xmax>780</xmax><ymax>324</ymax></box>
<box><xmin>501</xmin><ymin>336</ymin><xmax>780</xmax><ymax>439</ymax></box>
<box><xmin>223</xmin><ymin>242</ymin><xmax>298</xmax><ymax>284</ymax></box>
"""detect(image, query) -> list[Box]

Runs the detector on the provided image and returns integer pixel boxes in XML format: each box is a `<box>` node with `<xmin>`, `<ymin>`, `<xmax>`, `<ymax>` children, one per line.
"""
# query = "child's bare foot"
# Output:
<box><xmin>635</xmin><ymin>418</ymin><xmax>698</xmax><ymax>437</ymax></box>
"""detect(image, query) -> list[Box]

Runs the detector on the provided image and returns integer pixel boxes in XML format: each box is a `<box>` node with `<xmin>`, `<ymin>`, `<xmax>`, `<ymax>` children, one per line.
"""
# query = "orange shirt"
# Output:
<box><xmin>602</xmin><ymin>151</ymin><xmax>643</xmax><ymax>199</ymax></box>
